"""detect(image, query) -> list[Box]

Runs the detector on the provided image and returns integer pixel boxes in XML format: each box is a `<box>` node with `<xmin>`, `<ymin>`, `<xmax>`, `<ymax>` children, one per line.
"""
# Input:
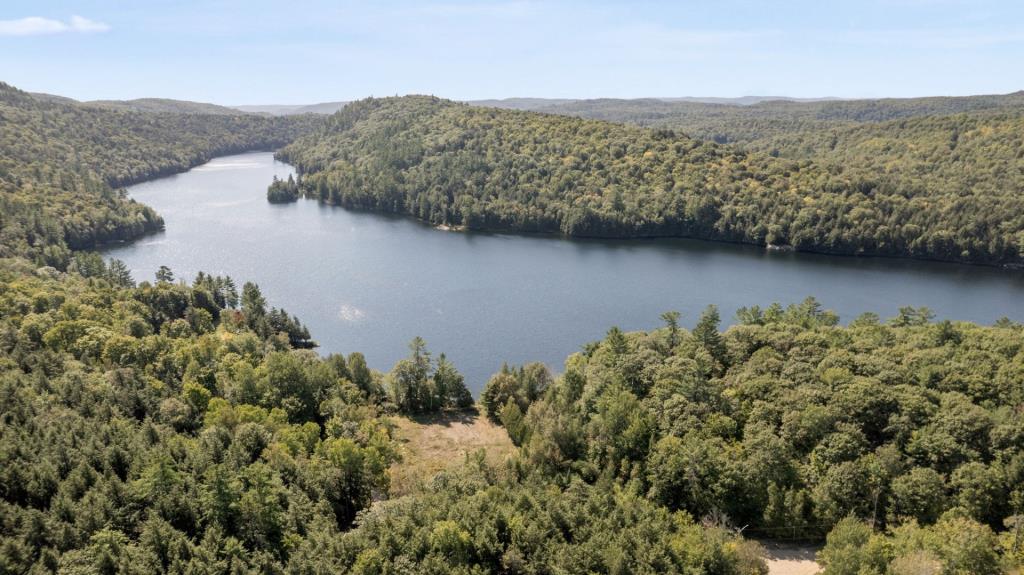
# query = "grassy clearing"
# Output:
<box><xmin>759</xmin><ymin>542</ymin><xmax>821</xmax><ymax>575</ymax></box>
<box><xmin>388</xmin><ymin>409</ymin><xmax>516</xmax><ymax>496</ymax></box>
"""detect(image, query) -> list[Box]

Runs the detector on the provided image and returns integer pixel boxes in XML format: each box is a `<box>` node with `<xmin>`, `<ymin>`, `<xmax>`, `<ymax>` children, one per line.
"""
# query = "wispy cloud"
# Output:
<box><xmin>613</xmin><ymin>24</ymin><xmax>778</xmax><ymax>48</ymax></box>
<box><xmin>832</xmin><ymin>28</ymin><xmax>1024</xmax><ymax>48</ymax></box>
<box><xmin>0</xmin><ymin>15</ymin><xmax>110</xmax><ymax>37</ymax></box>
<box><xmin>412</xmin><ymin>1</ymin><xmax>537</xmax><ymax>18</ymax></box>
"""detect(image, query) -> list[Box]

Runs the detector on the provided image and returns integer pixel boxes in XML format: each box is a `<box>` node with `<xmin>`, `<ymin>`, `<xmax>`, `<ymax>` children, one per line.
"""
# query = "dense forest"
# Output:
<box><xmin>2</xmin><ymin>79</ymin><xmax>1024</xmax><ymax>572</ymax></box>
<box><xmin>497</xmin><ymin>94</ymin><xmax>1024</xmax><ymax>193</ymax></box>
<box><xmin>483</xmin><ymin>95</ymin><xmax>1024</xmax><ymax>268</ymax></box>
<box><xmin>0</xmin><ymin>81</ymin><xmax>762</xmax><ymax>574</ymax></box>
<box><xmin>0</xmin><ymin>82</ymin><xmax>321</xmax><ymax>267</ymax></box>
<box><xmin>3</xmin><ymin>259</ymin><xmax>1022</xmax><ymax>572</ymax></box>
<box><xmin>483</xmin><ymin>302</ymin><xmax>1024</xmax><ymax>572</ymax></box>
<box><xmin>278</xmin><ymin>96</ymin><xmax>1024</xmax><ymax>266</ymax></box>
<box><xmin>0</xmin><ymin>259</ymin><xmax>772</xmax><ymax>574</ymax></box>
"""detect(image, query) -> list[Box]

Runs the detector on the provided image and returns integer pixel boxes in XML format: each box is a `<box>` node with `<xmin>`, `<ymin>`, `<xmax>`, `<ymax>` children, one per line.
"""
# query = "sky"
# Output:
<box><xmin>1</xmin><ymin>0</ymin><xmax>1022</xmax><ymax>104</ymax></box>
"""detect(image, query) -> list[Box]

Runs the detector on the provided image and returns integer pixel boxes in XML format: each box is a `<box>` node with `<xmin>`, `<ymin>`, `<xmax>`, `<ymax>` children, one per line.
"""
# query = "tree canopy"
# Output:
<box><xmin>280</xmin><ymin>95</ymin><xmax>1024</xmax><ymax>266</ymax></box>
<box><xmin>485</xmin><ymin>301</ymin><xmax>1024</xmax><ymax>564</ymax></box>
<box><xmin>2</xmin><ymin>80</ymin><xmax>1023</xmax><ymax>573</ymax></box>
<box><xmin>0</xmin><ymin>81</ymin><xmax>320</xmax><ymax>267</ymax></box>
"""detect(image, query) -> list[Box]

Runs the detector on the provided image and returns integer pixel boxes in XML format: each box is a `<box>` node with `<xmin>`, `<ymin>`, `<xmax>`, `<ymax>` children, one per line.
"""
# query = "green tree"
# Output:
<box><xmin>107</xmin><ymin>259</ymin><xmax>134</xmax><ymax>288</ymax></box>
<box><xmin>817</xmin><ymin>517</ymin><xmax>887</xmax><ymax>575</ymax></box>
<box><xmin>241</xmin><ymin>281</ymin><xmax>268</xmax><ymax>334</ymax></box>
<box><xmin>481</xmin><ymin>364</ymin><xmax>523</xmax><ymax>420</ymax></box>
<box><xmin>155</xmin><ymin>265</ymin><xmax>174</xmax><ymax>283</ymax></box>
<box><xmin>661</xmin><ymin>310</ymin><xmax>681</xmax><ymax>348</ymax></box>
<box><xmin>434</xmin><ymin>353</ymin><xmax>473</xmax><ymax>409</ymax></box>
<box><xmin>693</xmin><ymin>305</ymin><xmax>726</xmax><ymax>364</ymax></box>
<box><xmin>237</xmin><ymin>463</ymin><xmax>285</xmax><ymax>550</ymax></box>
<box><xmin>389</xmin><ymin>337</ymin><xmax>433</xmax><ymax>413</ymax></box>
<box><xmin>889</xmin><ymin>467</ymin><xmax>947</xmax><ymax>525</ymax></box>
<box><xmin>499</xmin><ymin>399</ymin><xmax>528</xmax><ymax>446</ymax></box>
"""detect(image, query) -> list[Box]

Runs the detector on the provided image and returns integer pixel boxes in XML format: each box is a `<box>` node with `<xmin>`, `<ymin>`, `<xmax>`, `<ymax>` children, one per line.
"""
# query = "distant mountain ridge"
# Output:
<box><xmin>28</xmin><ymin>91</ymin><xmax>257</xmax><ymax>115</ymax></box>
<box><xmin>486</xmin><ymin>91</ymin><xmax>1024</xmax><ymax>151</ymax></box>
<box><xmin>28</xmin><ymin>91</ymin><xmax>1023</xmax><ymax>120</ymax></box>
<box><xmin>483</xmin><ymin>92</ymin><xmax>1024</xmax><ymax>123</ymax></box>
<box><xmin>474</xmin><ymin>95</ymin><xmax>844</xmax><ymax>109</ymax></box>
<box><xmin>226</xmin><ymin>92</ymin><xmax>1024</xmax><ymax>119</ymax></box>
<box><xmin>232</xmin><ymin>101</ymin><xmax>349</xmax><ymax>116</ymax></box>
<box><xmin>85</xmin><ymin>97</ymin><xmax>246</xmax><ymax>115</ymax></box>
<box><xmin>230</xmin><ymin>96</ymin><xmax>845</xmax><ymax>116</ymax></box>
<box><xmin>26</xmin><ymin>91</ymin><xmax>354</xmax><ymax>117</ymax></box>
<box><xmin>660</xmin><ymin>95</ymin><xmax>844</xmax><ymax>105</ymax></box>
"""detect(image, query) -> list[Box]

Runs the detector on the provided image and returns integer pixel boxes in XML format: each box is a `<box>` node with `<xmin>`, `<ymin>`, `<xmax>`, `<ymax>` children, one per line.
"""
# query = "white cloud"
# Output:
<box><xmin>614</xmin><ymin>24</ymin><xmax>778</xmax><ymax>48</ymax></box>
<box><xmin>0</xmin><ymin>15</ymin><xmax>110</xmax><ymax>37</ymax></box>
<box><xmin>413</xmin><ymin>1</ymin><xmax>537</xmax><ymax>18</ymax></box>
<box><xmin>68</xmin><ymin>16</ymin><xmax>110</xmax><ymax>33</ymax></box>
<box><xmin>0</xmin><ymin>17</ymin><xmax>66</xmax><ymax>36</ymax></box>
<box><xmin>833</xmin><ymin>28</ymin><xmax>1024</xmax><ymax>48</ymax></box>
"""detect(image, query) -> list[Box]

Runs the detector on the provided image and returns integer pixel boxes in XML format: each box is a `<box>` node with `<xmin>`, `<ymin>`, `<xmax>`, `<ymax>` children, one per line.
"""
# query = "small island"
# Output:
<box><xmin>266</xmin><ymin>173</ymin><xmax>300</xmax><ymax>203</ymax></box>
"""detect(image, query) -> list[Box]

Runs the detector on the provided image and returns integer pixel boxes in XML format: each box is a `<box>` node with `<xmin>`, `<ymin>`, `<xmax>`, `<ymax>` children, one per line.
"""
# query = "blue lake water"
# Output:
<box><xmin>105</xmin><ymin>152</ymin><xmax>1024</xmax><ymax>393</ymax></box>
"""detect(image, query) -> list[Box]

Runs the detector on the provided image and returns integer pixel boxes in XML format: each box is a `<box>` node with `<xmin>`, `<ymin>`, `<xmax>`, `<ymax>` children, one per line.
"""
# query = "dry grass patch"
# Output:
<box><xmin>388</xmin><ymin>409</ymin><xmax>516</xmax><ymax>496</ymax></box>
<box><xmin>759</xmin><ymin>541</ymin><xmax>822</xmax><ymax>575</ymax></box>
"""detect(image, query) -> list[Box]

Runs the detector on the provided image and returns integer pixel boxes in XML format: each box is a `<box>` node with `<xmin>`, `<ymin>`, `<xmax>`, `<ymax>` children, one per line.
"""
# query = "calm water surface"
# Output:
<box><xmin>105</xmin><ymin>152</ymin><xmax>1024</xmax><ymax>392</ymax></box>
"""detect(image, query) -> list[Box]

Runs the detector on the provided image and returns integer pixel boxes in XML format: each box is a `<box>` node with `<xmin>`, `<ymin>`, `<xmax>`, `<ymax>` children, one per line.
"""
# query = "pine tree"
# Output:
<box><xmin>693</xmin><ymin>305</ymin><xmax>726</xmax><ymax>364</ymax></box>
<box><xmin>107</xmin><ymin>259</ymin><xmax>134</xmax><ymax>288</ymax></box>
<box><xmin>155</xmin><ymin>265</ymin><xmax>174</xmax><ymax>283</ymax></box>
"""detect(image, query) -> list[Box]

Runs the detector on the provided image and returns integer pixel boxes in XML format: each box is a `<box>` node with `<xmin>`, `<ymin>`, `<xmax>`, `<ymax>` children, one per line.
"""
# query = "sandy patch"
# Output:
<box><xmin>760</xmin><ymin>541</ymin><xmax>821</xmax><ymax>575</ymax></box>
<box><xmin>388</xmin><ymin>410</ymin><xmax>516</xmax><ymax>496</ymax></box>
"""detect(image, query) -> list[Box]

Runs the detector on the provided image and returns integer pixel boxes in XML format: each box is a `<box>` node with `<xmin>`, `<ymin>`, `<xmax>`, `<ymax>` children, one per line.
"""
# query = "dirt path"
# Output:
<box><xmin>388</xmin><ymin>410</ymin><xmax>516</xmax><ymax>496</ymax></box>
<box><xmin>760</xmin><ymin>541</ymin><xmax>822</xmax><ymax>575</ymax></box>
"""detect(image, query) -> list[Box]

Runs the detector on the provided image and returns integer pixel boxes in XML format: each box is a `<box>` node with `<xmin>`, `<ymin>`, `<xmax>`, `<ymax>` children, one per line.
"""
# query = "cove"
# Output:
<box><xmin>104</xmin><ymin>152</ymin><xmax>1024</xmax><ymax>393</ymax></box>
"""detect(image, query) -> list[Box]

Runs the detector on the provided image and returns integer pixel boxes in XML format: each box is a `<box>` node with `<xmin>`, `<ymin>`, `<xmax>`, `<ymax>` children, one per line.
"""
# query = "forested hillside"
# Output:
<box><xmin>481</xmin><ymin>301</ymin><xmax>1024</xmax><ymax>573</ymax></box>
<box><xmin>0</xmin><ymin>260</ymin><xmax>769</xmax><ymax>574</ymax></box>
<box><xmin>75</xmin><ymin>97</ymin><xmax>249</xmax><ymax>116</ymax></box>
<box><xmin>486</xmin><ymin>92</ymin><xmax>1024</xmax><ymax>145</ymax></box>
<box><xmin>2</xmin><ymin>79</ymin><xmax>1024</xmax><ymax>572</ymax></box>
<box><xmin>0</xmin><ymin>81</ymin><xmax>764</xmax><ymax>574</ymax></box>
<box><xmin>480</xmin><ymin>96</ymin><xmax>1024</xmax><ymax>268</ymax></box>
<box><xmin>279</xmin><ymin>96</ymin><xmax>1024</xmax><ymax>266</ymax></box>
<box><xmin>6</xmin><ymin>258</ymin><xmax>1022</xmax><ymax>572</ymax></box>
<box><xmin>518</xmin><ymin>95</ymin><xmax>1024</xmax><ymax>202</ymax></box>
<box><xmin>0</xmin><ymin>82</ymin><xmax>321</xmax><ymax>267</ymax></box>
<box><xmin>735</xmin><ymin>110</ymin><xmax>1024</xmax><ymax>197</ymax></box>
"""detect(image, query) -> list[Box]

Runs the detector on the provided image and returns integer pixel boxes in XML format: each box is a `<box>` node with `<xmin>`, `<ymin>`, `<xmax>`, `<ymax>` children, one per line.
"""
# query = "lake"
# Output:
<box><xmin>105</xmin><ymin>152</ymin><xmax>1024</xmax><ymax>393</ymax></box>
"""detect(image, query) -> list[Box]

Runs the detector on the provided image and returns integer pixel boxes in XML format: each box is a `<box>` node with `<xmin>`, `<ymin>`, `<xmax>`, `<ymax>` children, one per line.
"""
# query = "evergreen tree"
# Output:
<box><xmin>155</xmin><ymin>265</ymin><xmax>174</xmax><ymax>283</ymax></box>
<box><xmin>107</xmin><ymin>258</ymin><xmax>134</xmax><ymax>288</ymax></box>
<box><xmin>693</xmin><ymin>305</ymin><xmax>726</xmax><ymax>364</ymax></box>
<box><xmin>661</xmin><ymin>310</ymin><xmax>681</xmax><ymax>348</ymax></box>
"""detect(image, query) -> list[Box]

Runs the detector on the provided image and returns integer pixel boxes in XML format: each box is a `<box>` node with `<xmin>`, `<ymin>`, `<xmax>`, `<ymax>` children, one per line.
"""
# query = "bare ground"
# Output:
<box><xmin>388</xmin><ymin>409</ymin><xmax>516</xmax><ymax>496</ymax></box>
<box><xmin>759</xmin><ymin>541</ymin><xmax>822</xmax><ymax>575</ymax></box>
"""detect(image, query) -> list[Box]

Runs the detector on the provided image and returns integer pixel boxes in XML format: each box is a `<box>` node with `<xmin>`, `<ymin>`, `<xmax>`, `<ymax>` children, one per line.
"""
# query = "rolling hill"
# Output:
<box><xmin>0</xmin><ymin>81</ymin><xmax>322</xmax><ymax>265</ymax></box>
<box><xmin>278</xmin><ymin>95</ymin><xmax>1024</xmax><ymax>266</ymax></box>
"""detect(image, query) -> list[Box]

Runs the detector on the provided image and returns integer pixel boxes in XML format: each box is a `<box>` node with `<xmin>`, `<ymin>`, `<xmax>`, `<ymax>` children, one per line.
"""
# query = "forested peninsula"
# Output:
<box><xmin>279</xmin><ymin>95</ymin><xmax>1024</xmax><ymax>266</ymax></box>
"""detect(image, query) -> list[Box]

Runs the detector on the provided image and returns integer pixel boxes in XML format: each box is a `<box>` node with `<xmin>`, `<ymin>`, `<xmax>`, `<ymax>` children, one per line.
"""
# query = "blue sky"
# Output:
<box><xmin>1</xmin><ymin>0</ymin><xmax>1022</xmax><ymax>104</ymax></box>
